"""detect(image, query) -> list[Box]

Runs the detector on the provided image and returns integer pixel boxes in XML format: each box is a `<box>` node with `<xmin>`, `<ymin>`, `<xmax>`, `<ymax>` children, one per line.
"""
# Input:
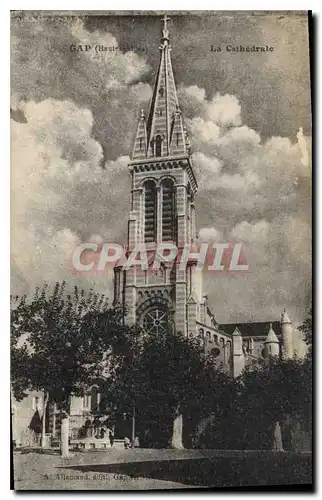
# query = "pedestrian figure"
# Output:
<box><xmin>78</xmin><ymin>425</ymin><xmax>86</xmax><ymax>439</ymax></box>
<box><xmin>133</xmin><ymin>436</ymin><xmax>139</xmax><ymax>448</ymax></box>
<box><xmin>109</xmin><ymin>426</ymin><xmax>115</xmax><ymax>447</ymax></box>
<box><xmin>93</xmin><ymin>416</ymin><xmax>101</xmax><ymax>438</ymax></box>
<box><xmin>124</xmin><ymin>436</ymin><xmax>130</xmax><ymax>449</ymax></box>
<box><xmin>84</xmin><ymin>418</ymin><xmax>92</xmax><ymax>438</ymax></box>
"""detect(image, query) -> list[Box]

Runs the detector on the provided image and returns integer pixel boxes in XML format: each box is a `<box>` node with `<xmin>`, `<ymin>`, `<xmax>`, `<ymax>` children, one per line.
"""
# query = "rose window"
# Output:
<box><xmin>141</xmin><ymin>307</ymin><xmax>169</xmax><ymax>334</ymax></box>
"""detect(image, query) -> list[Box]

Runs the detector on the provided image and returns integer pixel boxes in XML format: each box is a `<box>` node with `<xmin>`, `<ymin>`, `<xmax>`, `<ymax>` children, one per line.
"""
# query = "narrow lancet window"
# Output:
<box><xmin>155</xmin><ymin>135</ymin><xmax>162</xmax><ymax>157</ymax></box>
<box><xmin>144</xmin><ymin>180</ymin><xmax>157</xmax><ymax>242</ymax></box>
<box><xmin>161</xmin><ymin>178</ymin><xmax>176</xmax><ymax>241</ymax></box>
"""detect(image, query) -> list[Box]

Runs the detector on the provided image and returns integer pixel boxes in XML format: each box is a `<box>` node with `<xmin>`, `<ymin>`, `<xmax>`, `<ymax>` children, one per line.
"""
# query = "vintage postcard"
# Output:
<box><xmin>11</xmin><ymin>10</ymin><xmax>312</xmax><ymax>490</ymax></box>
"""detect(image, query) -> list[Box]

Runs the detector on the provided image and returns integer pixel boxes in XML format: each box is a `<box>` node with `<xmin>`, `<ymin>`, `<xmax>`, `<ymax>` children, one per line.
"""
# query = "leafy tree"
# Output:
<box><xmin>106</xmin><ymin>328</ymin><xmax>235</xmax><ymax>449</ymax></box>
<box><xmin>299</xmin><ymin>305</ymin><xmax>312</xmax><ymax>355</ymax></box>
<box><xmin>11</xmin><ymin>282</ymin><xmax>136</xmax><ymax>452</ymax></box>
<box><xmin>11</xmin><ymin>298</ymin><xmax>31</xmax><ymax>402</ymax></box>
<box><xmin>235</xmin><ymin>356</ymin><xmax>312</xmax><ymax>450</ymax></box>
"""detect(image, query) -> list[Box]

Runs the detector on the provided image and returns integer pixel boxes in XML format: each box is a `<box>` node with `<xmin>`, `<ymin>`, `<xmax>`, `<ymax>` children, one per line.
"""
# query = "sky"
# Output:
<box><xmin>11</xmin><ymin>11</ymin><xmax>312</xmax><ymax>344</ymax></box>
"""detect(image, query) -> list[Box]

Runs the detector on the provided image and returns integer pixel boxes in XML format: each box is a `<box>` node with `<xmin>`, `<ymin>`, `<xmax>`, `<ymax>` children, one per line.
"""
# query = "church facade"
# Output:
<box><xmin>113</xmin><ymin>16</ymin><xmax>295</xmax><ymax>378</ymax></box>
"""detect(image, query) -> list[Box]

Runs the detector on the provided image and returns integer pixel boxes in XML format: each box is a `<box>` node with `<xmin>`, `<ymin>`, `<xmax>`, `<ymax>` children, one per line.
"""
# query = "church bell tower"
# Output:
<box><xmin>114</xmin><ymin>15</ymin><xmax>201</xmax><ymax>336</ymax></box>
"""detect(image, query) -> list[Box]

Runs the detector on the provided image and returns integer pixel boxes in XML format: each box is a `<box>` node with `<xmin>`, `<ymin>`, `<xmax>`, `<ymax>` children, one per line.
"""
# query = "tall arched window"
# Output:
<box><xmin>144</xmin><ymin>180</ymin><xmax>157</xmax><ymax>242</ymax></box>
<box><xmin>161</xmin><ymin>178</ymin><xmax>176</xmax><ymax>242</ymax></box>
<box><xmin>155</xmin><ymin>135</ymin><xmax>162</xmax><ymax>157</ymax></box>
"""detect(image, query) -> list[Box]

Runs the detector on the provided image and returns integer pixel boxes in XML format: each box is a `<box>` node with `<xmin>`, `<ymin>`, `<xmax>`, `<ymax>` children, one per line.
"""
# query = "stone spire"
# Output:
<box><xmin>131</xmin><ymin>15</ymin><xmax>188</xmax><ymax>160</ymax></box>
<box><xmin>132</xmin><ymin>109</ymin><xmax>148</xmax><ymax>160</ymax></box>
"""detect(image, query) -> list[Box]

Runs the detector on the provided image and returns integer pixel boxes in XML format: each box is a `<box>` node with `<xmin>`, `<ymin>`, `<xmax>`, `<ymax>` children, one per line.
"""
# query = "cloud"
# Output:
<box><xmin>11</xmin><ymin>17</ymin><xmax>152</xmax><ymax>161</ymax></box>
<box><xmin>220</xmin><ymin>125</ymin><xmax>260</xmax><ymax>146</ymax></box>
<box><xmin>182</xmin><ymin>85</ymin><xmax>206</xmax><ymax>103</ymax></box>
<box><xmin>199</xmin><ymin>227</ymin><xmax>222</xmax><ymax>242</ymax></box>
<box><xmin>11</xmin><ymin>16</ymin><xmax>155</xmax><ymax>298</ymax></box>
<box><xmin>178</xmin><ymin>88</ymin><xmax>242</xmax><ymax>129</ymax></box>
<box><xmin>205</xmin><ymin>93</ymin><xmax>242</xmax><ymax>127</ymax></box>
<box><xmin>177</xmin><ymin>85</ymin><xmax>206</xmax><ymax>118</ymax></box>
<box><xmin>192</xmin><ymin>152</ymin><xmax>222</xmax><ymax>190</ymax></box>
<box><xmin>230</xmin><ymin>220</ymin><xmax>270</xmax><ymax>244</ymax></box>
<box><xmin>180</xmin><ymin>83</ymin><xmax>312</xmax><ymax>331</ymax></box>
<box><xmin>11</xmin><ymin>97</ymin><xmax>131</xmax><ymax>298</ymax></box>
<box><xmin>172</xmin><ymin>13</ymin><xmax>311</xmax><ymax>140</ymax></box>
<box><xmin>188</xmin><ymin>118</ymin><xmax>221</xmax><ymax>147</ymax></box>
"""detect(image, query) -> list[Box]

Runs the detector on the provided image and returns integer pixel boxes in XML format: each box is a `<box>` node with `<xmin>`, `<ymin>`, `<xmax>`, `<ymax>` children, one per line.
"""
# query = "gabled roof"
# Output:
<box><xmin>219</xmin><ymin>321</ymin><xmax>281</xmax><ymax>338</ymax></box>
<box><xmin>187</xmin><ymin>294</ymin><xmax>197</xmax><ymax>305</ymax></box>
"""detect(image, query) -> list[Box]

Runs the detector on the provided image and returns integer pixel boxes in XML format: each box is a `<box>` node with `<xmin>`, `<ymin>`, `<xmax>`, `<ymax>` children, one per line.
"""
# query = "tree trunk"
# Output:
<box><xmin>171</xmin><ymin>405</ymin><xmax>184</xmax><ymax>449</ymax></box>
<box><xmin>60</xmin><ymin>413</ymin><xmax>69</xmax><ymax>457</ymax></box>
<box><xmin>194</xmin><ymin>414</ymin><xmax>216</xmax><ymax>448</ymax></box>
<box><xmin>131</xmin><ymin>402</ymin><xmax>136</xmax><ymax>447</ymax></box>
<box><xmin>41</xmin><ymin>392</ymin><xmax>49</xmax><ymax>448</ymax></box>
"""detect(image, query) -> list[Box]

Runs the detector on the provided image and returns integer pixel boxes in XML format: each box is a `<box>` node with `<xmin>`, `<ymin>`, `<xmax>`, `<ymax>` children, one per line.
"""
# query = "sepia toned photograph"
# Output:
<box><xmin>11</xmin><ymin>10</ymin><xmax>312</xmax><ymax>490</ymax></box>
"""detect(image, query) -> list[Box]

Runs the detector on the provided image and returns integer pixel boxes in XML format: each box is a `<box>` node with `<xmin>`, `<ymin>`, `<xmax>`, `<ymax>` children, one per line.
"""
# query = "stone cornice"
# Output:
<box><xmin>128</xmin><ymin>156</ymin><xmax>198</xmax><ymax>193</ymax></box>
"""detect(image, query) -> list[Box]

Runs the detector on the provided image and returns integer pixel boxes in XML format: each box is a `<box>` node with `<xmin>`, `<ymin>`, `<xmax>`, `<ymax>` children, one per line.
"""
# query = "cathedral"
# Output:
<box><xmin>12</xmin><ymin>15</ymin><xmax>296</xmax><ymax>448</ymax></box>
<box><xmin>113</xmin><ymin>15</ymin><xmax>295</xmax><ymax>378</ymax></box>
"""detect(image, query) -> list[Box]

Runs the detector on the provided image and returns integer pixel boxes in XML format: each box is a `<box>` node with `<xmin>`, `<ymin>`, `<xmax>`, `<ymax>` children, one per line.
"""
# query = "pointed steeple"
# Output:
<box><xmin>281</xmin><ymin>309</ymin><xmax>291</xmax><ymax>324</ymax></box>
<box><xmin>139</xmin><ymin>15</ymin><xmax>188</xmax><ymax>160</ymax></box>
<box><xmin>263</xmin><ymin>323</ymin><xmax>280</xmax><ymax>357</ymax></box>
<box><xmin>265</xmin><ymin>323</ymin><xmax>279</xmax><ymax>344</ymax></box>
<box><xmin>132</xmin><ymin>109</ymin><xmax>148</xmax><ymax>160</ymax></box>
<box><xmin>170</xmin><ymin>105</ymin><xmax>187</xmax><ymax>156</ymax></box>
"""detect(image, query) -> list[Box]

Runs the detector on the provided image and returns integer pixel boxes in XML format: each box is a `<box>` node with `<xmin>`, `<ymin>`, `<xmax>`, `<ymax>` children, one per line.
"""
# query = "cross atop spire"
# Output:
<box><xmin>161</xmin><ymin>14</ymin><xmax>171</xmax><ymax>40</ymax></box>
